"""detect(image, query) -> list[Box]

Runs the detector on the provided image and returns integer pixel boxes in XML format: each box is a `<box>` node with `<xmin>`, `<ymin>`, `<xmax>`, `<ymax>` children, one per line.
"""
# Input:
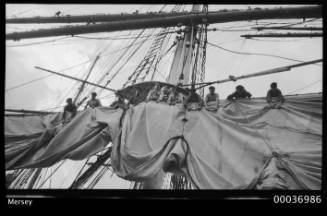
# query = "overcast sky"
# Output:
<box><xmin>5</xmin><ymin>4</ymin><xmax>322</xmax><ymax>188</ymax></box>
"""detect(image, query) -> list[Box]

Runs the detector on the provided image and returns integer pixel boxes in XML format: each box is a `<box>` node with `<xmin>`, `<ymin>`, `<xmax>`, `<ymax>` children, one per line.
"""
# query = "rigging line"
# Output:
<box><xmin>247</xmin><ymin>38</ymin><xmax>312</xmax><ymax>43</ymax></box>
<box><xmin>73</xmin><ymin>34</ymin><xmax>153</xmax><ymax>40</ymax></box>
<box><xmin>7</xmin><ymin>37</ymin><xmax>144</xmax><ymax>105</ymax></box>
<box><xmin>98</xmin><ymin>94</ymin><xmax>116</xmax><ymax>100</ymax></box>
<box><xmin>52</xmin><ymin>75</ymin><xmax>84</xmax><ymax>109</ymax></box>
<box><xmin>102</xmin><ymin>31</ymin><xmax>153</xmax><ymax>89</ymax></box>
<box><xmin>90</xmin><ymin>36</ymin><xmax>150</xmax><ymax>59</ymax></box>
<box><xmin>149</xmin><ymin>41</ymin><xmax>176</xmax><ymax>81</ymax></box>
<box><xmin>99</xmin><ymin>31</ymin><xmax>127</xmax><ymax>54</ymax></box>
<box><xmin>21</xmin><ymin>169</ymin><xmax>35</xmax><ymax>188</ymax></box>
<box><xmin>39</xmin><ymin>64</ymin><xmax>87</xmax><ymax>109</ymax></box>
<box><xmin>33</xmin><ymin>168</ymin><xmax>45</xmax><ymax>188</ymax></box>
<box><xmin>6</xmin><ymin>58</ymin><xmax>96</xmax><ymax>92</ymax></box>
<box><xmin>234</xmin><ymin>100</ymin><xmax>318</xmax><ymax>189</ymax></box>
<box><xmin>37</xmin><ymin>160</ymin><xmax>67</xmax><ymax>188</ymax></box>
<box><xmin>53</xmin><ymin>76</ymin><xmax>83</xmax><ymax>108</ymax></box>
<box><xmin>233</xmin><ymin>101</ymin><xmax>274</xmax><ymax>152</ymax></box>
<box><xmin>6</xmin><ymin>74</ymin><xmax>53</xmax><ymax>92</ymax></box>
<box><xmin>56</xmin><ymin>36</ymin><xmax>150</xmax><ymax>103</ymax></box>
<box><xmin>73</xmin><ymin>52</ymin><xmax>101</xmax><ymax>104</ymax></box>
<box><xmin>286</xmin><ymin>79</ymin><xmax>322</xmax><ymax>95</ymax></box>
<box><xmin>209</xmin><ymin>28</ymin><xmax>256</xmax><ymax>32</ymax></box>
<box><xmin>11</xmin><ymin>169</ymin><xmax>26</xmax><ymax>188</ymax></box>
<box><xmin>10</xmin><ymin>6</ymin><xmax>45</xmax><ymax>17</ymax></box>
<box><xmin>279</xmin><ymin>18</ymin><xmax>320</xmax><ymax>28</ymax></box>
<box><xmin>233</xmin><ymin>38</ymin><xmax>247</xmax><ymax>76</ymax></box>
<box><xmin>95</xmin><ymin>30</ymin><xmax>148</xmax><ymax>92</ymax></box>
<box><xmin>6</xmin><ymin>36</ymin><xmax>72</xmax><ymax>47</ymax></box>
<box><xmin>87</xmin><ymin>161</ymin><xmax>111</xmax><ymax>189</ymax></box>
<box><xmin>18</xmin><ymin>169</ymin><xmax>31</xmax><ymax>188</ymax></box>
<box><xmin>126</xmin><ymin>5</ymin><xmax>182</xmax><ymax>85</ymax></box>
<box><xmin>70</xmin><ymin>159</ymin><xmax>91</xmax><ymax>187</ymax></box>
<box><xmin>207</xmin><ymin>41</ymin><xmax>322</xmax><ymax>66</ymax></box>
<box><xmin>106</xmin><ymin>37</ymin><xmax>149</xmax><ymax>87</ymax></box>
<box><xmin>89</xmin><ymin>31</ymin><xmax>135</xmax><ymax>86</ymax></box>
<box><xmin>72</xmin><ymin>32</ymin><xmax>172</xmax><ymax>40</ymax></box>
<box><xmin>49</xmin><ymin>167</ymin><xmax>52</xmax><ymax>188</ymax></box>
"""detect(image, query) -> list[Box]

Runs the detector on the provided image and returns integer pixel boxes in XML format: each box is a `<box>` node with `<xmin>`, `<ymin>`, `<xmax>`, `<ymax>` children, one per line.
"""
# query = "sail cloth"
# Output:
<box><xmin>111</xmin><ymin>93</ymin><xmax>321</xmax><ymax>189</ymax></box>
<box><xmin>5</xmin><ymin>93</ymin><xmax>321</xmax><ymax>189</ymax></box>
<box><xmin>5</xmin><ymin>108</ymin><xmax>123</xmax><ymax>170</ymax></box>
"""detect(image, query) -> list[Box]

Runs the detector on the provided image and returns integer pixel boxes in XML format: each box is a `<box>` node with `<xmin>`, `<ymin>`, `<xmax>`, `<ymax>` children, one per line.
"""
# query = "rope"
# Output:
<box><xmin>279</xmin><ymin>18</ymin><xmax>320</xmax><ymax>28</ymax></box>
<box><xmin>207</xmin><ymin>41</ymin><xmax>322</xmax><ymax>66</ymax></box>
<box><xmin>233</xmin><ymin>101</ymin><xmax>274</xmax><ymax>152</ymax></box>
<box><xmin>123</xmin><ymin>5</ymin><xmax>182</xmax><ymax>87</ymax></box>
<box><xmin>5</xmin><ymin>58</ymin><xmax>95</xmax><ymax>92</ymax></box>
<box><xmin>102</xmin><ymin>31</ymin><xmax>151</xmax><ymax>89</ymax></box>
<box><xmin>73</xmin><ymin>31</ymin><xmax>173</xmax><ymax>40</ymax></box>
<box><xmin>232</xmin><ymin>99</ymin><xmax>312</xmax><ymax>190</ymax></box>
<box><xmin>286</xmin><ymin>79</ymin><xmax>322</xmax><ymax>95</ymax></box>
<box><xmin>96</xmin><ymin>29</ymin><xmax>148</xmax><ymax>91</ymax></box>
<box><xmin>37</xmin><ymin>160</ymin><xmax>67</xmax><ymax>188</ymax></box>
<box><xmin>6</xmin><ymin>36</ymin><xmax>72</xmax><ymax>47</ymax></box>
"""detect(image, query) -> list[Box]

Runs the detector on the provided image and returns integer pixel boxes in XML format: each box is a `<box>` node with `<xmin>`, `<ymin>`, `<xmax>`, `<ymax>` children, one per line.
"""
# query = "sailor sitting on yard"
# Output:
<box><xmin>184</xmin><ymin>85</ymin><xmax>203</xmax><ymax>111</ymax></box>
<box><xmin>63</xmin><ymin>98</ymin><xmax>77</xmax><ymax>124</ymax></box>
<box><xmin>167</xmin><ymin>87</ymin><xmax>183</xmax><ymax>105</ymax></box>
<box><xmin>266</xmin><ymin>82</ymin><xmax>285</xmax><ymax>109</ymax></box>
<box><xmin>227</xmin><ymin>85</ymin><xmax>252</xmax><ymax>101</ymax></box>
<box><xmin>204</xmin><ymin>86</ymin><xmax>219</xmax><ymax>111</ymax></box>
<box><xmin>85</xmin><ymin>92</ymin><xmax>102</xmax><ymax>109</ymax></box>
<box><xmin>157</xmin><ymin>85</ymin><xmax>170</xmax><ymax>103</ymax></box>
<box><xmin>110</xmin><ymin>94</ymin><xmax>127</xmax><ymax>109</ymax></box>
<box><xmin>146</xmin><ymin>83</ymin><xmax>160</xmax><ymax>102</ymax></box>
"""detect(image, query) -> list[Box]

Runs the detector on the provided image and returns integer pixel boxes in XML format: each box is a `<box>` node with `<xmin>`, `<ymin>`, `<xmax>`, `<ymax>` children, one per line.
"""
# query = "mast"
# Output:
<box><xmin>73</xmin><ymin>53</ymin><xmax>101</xmax><ymax>104</ymax></box>
<box><xmin>140</xmin><ymin>5</ymin><xmax>202</xmax><ymax>189</ymax></box>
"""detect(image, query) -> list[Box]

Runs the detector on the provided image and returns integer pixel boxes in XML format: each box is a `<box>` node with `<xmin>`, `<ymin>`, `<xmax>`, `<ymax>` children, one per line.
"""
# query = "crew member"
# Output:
<box><xmin>63</xmin><ymin>98</ymin><xmax>77</xmax><ymax>123</ymax></box>
<box><xmin>266</xmin><ymin>82</ymin><xmax>285</xmax><ymax>109</ymax></box>
<box><xmin>157</xmin><ymin>85</ymin><xmax>170</xmax><ymax>103</ymax></box>
<box><xmin>184</xmin><ymin>85</ymin><xmax>203</xmax><ymax>111</ymax></box>
<box><xmin>85</xmin><ymin>92</ymin><xmax>102</xmax><ymax>109</ymax></box>
<box><xmin>227</xmin><ymin>85</ymin><xmax>252</xmax><ymax>101</ymax></box>
<box><xmin>204</xmin><ymin>86</ymin><xmax>219</xmax><ymax>111</ymax></box>
<box><xmin>146</xmin><ymin>83</ymin><xmax>161</xmax><ymax>102</ymax></box>
<box><xmin>110</xmin><ymin>94</ymin><xmax>127</xmax><ymax>109</ymax></box>
<box><xmin>167</xmin><ymin>87</ymin><xmax>183</xmax><ymax>105</ymax></box>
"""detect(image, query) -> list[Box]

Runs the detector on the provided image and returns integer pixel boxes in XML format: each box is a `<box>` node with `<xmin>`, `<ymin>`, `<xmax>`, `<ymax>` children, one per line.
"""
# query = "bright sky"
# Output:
<box><xmin>5</xmin><ymin>4</ymin><xmax>322</xmax><ymax>189</ymax></box>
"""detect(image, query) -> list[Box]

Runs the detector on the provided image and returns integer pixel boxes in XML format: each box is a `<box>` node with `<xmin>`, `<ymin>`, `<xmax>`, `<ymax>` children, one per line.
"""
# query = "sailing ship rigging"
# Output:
<box><xmin>5</xmin><ymin>4</ymin><xmax>322</xmax><ymax>190</ymax></box>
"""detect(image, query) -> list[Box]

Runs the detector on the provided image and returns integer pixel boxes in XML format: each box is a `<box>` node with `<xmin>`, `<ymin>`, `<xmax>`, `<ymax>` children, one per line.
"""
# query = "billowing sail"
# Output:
<box><xmin>5</xmin><ymin>107</ymin><xmax>123</xmax><ymax>170</ymax></box>
<box><xmin>5</xmin><ymin>88</ymin><xmax>321</xmax><ymax>189</ymax></box>
<box><xmin>111</xmin><ymin>92</ymin><xmax>321</xmax><ymax>189</ymax></box>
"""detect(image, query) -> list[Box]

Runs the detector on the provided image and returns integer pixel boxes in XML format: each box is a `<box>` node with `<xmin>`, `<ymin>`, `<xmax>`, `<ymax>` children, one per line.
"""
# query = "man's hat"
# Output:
<box><xmin>91</xmin><ymin>92</ymin><xmax>97</xmax><ymax>96</ymax></box>
<box><xmin>209</xmin><ymin>86</ymin><xmax>215</xmax><ymax>90</ymax></box>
